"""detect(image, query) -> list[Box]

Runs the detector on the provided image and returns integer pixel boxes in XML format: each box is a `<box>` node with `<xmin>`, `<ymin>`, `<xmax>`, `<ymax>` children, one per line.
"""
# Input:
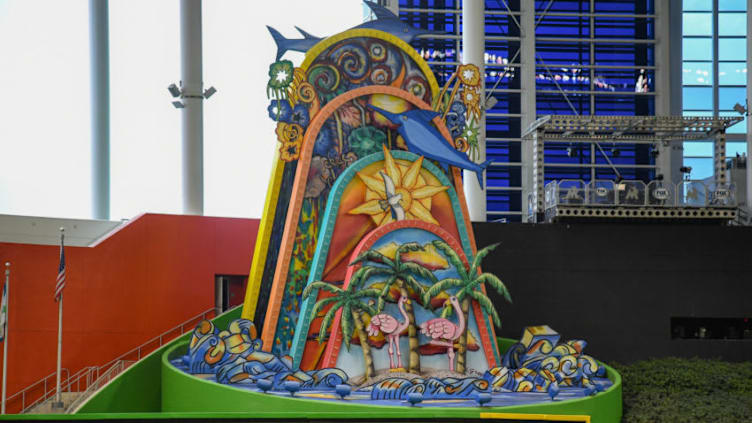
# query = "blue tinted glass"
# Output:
<box><xmin>683</xmin><ymin>0</ymin><xmax>712</xmax><ymax>11</ymax></box>
<box><xmin>683</xmin><ymin>111</ymin><xmax>714</xmax><ymax>116</ymax></box>
<box><xmin>719</xmin><ymin>38</ymin><xmax>747</xmax><ymax>61</ymax></box>
<box><xmin>683</xmin><ymin>61</ymin><xmax>713</xmax><ymax>85</ymax></box>
<box><xmin>719</xmin><ymin>0</ymin><xmax>746</xmax><ymax>11</ymax></box>
<box><xmin>719</xmin><ymin>87</ymin><xmax>747</xmax><ymax>109</ymax></box>
<box><xmin>719</xmin><ymin>112</ymin><xmax>747</xmax><ymax>133</ymax></box>
<box><xmin>683</xmin><ymin>13</ymin><xmax>713</xmax><ymax>35</ymax></box>
<box><xmin>683</xmin><ymin>38</ymin><xmax>713</xmax><ymax>61</ymax></box>
<box><xmin>727</xmin><ymin>142</ymin><xmax>747</xmax><ymax>156</ymax></box>
<box><xmin>718</xmin><ymin>62</ymin><xmax>747</xmax><ymax>85</ymax></box>
<box><xmin>683</xmin><ymin>87</ymin><xmax>713</xmax><ymax>109</ymax></box>
<box><xmin>684</xmin><ymin>141</ymin><xmax>713</xmax><ymax>156</ymax></box>
<box><xmin>684</xmin><ymin>158</ymin><xmax>714</xmax><ymax>179</ymax></box>
<box><xmin>718</xmin><ymin>13</ymin><xmax>746</xmax><ymax>35</ymax></box>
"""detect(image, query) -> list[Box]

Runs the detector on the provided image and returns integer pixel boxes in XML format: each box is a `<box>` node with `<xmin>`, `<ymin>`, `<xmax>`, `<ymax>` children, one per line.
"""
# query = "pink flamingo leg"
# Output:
<box><xmin>447</xmin><ymin>347</ymin><xmax>455</xmax><ymax>372</ymax></box>
<box><xmin>395</xmin><ymin>336</ymin><xmax>403</xmax><ymax>369</ymax></box>
<box><xmin>387</xmin><ymin>337</ymin><xmax>395</xmax><ymax>369</ymax></box>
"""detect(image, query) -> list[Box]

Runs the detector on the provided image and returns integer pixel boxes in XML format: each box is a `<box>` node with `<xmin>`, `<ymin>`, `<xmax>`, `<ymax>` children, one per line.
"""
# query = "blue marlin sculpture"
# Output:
<box><xmin>267</xmin><ymin>26</ymin><xmax>321</xmax><ymax>61</ymax></box>
<box><xmin>367</xmin><ymin>105</ymin><xmax>492</xmax><ymax>189</ymax></box>
<box><xmin>267</xmin><ymin>1</ymin><xmax>444</xmax><ymax>61</ymax></box>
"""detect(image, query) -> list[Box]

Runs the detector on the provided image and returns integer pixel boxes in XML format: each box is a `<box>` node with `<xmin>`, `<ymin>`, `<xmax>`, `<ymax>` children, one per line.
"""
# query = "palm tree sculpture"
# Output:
<box><xmin>422</xmin><ymin>241</ymin><xmax>512</xmax><ymax>374</ymax></box>
<box><xmin>349</xmin><ymin>242</ymin><xmax>437</xmax><ymax>374</ymax></box>
<box><xmin>303</xmin><ymin>281</ymin><xmax>380</xmax><ymax>380</ymax></box>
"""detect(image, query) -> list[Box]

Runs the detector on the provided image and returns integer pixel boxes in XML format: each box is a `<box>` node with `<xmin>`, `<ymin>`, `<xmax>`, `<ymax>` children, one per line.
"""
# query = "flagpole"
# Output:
<box><xmin>1</xmin><ymin>262</ymin><xmax>9</xmax><ymax>415</ymax></box>
<box><xmin>54</xmin><ymin>228</ymin><xmax>64</xmax><ymax>409</ymax></box>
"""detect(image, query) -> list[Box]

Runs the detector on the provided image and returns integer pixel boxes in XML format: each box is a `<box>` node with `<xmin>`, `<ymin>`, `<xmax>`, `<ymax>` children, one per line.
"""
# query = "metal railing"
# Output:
<box><xmin>5</xmin><ymin>369</ymin><xmax>68</xmax><ymax>414</ymax></box>
<box><xmin>66</xmin><ymin>360</ymin><xmax>134</xmax><ymax>414</ymax></box>
<box><xmin>10</xmin><ymin>307</ymin><xmax>215</xmax><ymax>414</ymax></box>
<box><xmin>91</xmin><ymin>307</ymin><xmax>215</xmax><ymax>374</ymax></box>
<box><xmin>543</xmin><ymin>179</ymin><xmax>738</xmax><ymax>210</ymax></box>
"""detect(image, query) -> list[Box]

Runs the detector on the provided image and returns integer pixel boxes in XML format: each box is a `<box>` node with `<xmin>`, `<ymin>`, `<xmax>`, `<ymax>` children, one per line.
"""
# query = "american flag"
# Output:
<box><xmin>0</xmin><ymin>280</ymin><xmax>7</xmax><ymax>342</ymax></box>
<box><xmin>54</xmin><ymin>232</ymin><xmax>65</xmax><ymax>301</ymax></box>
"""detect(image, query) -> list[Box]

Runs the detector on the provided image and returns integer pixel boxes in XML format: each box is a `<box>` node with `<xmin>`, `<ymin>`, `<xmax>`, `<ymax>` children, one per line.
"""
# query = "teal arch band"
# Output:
<box><xmin>290</xmin><ymin>150</ymin><xmax>499</xmax><ymax>369</ymax></box>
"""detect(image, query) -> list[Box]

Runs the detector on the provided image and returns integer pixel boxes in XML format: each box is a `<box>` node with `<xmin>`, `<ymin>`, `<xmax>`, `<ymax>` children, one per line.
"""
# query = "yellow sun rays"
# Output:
<box><xmin>348</xmin><ymin>146</ymin><xmax>449</xmax><ymax>226</ymax></box>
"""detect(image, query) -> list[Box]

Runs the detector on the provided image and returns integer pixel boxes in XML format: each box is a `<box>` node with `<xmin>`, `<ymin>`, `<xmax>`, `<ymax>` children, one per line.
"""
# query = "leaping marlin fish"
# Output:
<box><xmin>267</xmin><ymin>1</ymin><xmax>444</xmax><ymax>61</ymax></box>
<box><xmin>267</xmin><ymin>26</ymin><xmax>322</xmax><ymax>61</ymax></box>
<box><xmin>367</xmin><ymin>105</ymin><xmax>492</xmax><ymax>189</ymax></box>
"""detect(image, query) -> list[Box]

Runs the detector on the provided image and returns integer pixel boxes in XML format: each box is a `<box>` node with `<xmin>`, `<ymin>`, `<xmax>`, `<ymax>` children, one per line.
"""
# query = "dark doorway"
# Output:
<box><xmin>215</xmin><ymin>275</ymin><xmax>248</xmax><ymax>314</ymax></box>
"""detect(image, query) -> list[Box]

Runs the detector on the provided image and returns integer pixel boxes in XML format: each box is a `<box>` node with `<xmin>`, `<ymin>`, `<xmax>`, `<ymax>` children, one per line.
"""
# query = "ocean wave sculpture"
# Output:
<box><xmin>179</xmin><ymin>319</ymin><xmax>349</xmax><ymax>390</ymax></box>
<box><xmin>487</xmin><ymin>326</ymin><xmax>611</xmax><ymax>398</ymax></box>
<box><xmin>362</xmin><ymin>376</ymin><xmax>490</xmax><ymax>400</ymax></box>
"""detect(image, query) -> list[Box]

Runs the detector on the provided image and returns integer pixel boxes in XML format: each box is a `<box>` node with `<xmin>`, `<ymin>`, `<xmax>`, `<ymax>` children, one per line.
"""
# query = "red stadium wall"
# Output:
<box><xmin>0</xmin><ymin>213</ymin><xmax>258</xmax><ymax>410</ymax></box>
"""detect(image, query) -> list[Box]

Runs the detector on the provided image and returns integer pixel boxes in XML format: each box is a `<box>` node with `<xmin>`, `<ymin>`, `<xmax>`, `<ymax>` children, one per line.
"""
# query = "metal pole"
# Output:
<box><xmin>520</xmin><ymin>1</ymin><xmax>535</xmax><ymax>221</ymax></box>
<box><xmin>462</xmin><ymin>0</ymin><xmax>486</xmax><ymax>221</ymax></box>
<box><xmin>54</xmin><ymin>228</ymin><xmax>64</xmax><ymax>409</ymax></box>
<box><xmin>1</xmin><ymin>263</ymin><xmax>9</xmax><ymax>414</ymax></box>
<box><xmin>180</xmin><ymin>0</ymin><xmax>204</xmax><ymax>215</ymax></box>
<box><xmin>54</xmin><ymin>294</ymin><xmax>62</xmax><ymax>407</ymax></box>
<box><xmin>90</xmin><ymin>0</ymin><xmax>110</xmax><ymax>220</ymax></box>
<box><xmin>747</xmin><ymin>0</ymin><xmax>752</xmax><ymax>207</ymax></box>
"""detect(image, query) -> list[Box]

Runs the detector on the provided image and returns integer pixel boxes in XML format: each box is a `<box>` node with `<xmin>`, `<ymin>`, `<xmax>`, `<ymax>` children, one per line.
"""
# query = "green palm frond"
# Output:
<box><xmin>401</xmin><ymin>262</ymin><xmax>438</xmax><ymax>284</ymax></box>
<box><xmin>349</xmin><ymin>266</ymin><xmax>393</xmax><ymax>289</ymax></box>
<box><xmin>376</xmin><ymin>275</ymin><xmax>397</xmax><ymax>311</ymax></box>
<box><xmin>404</xmin><ymin>275</ymin><xmax>427</xmax><ymax>300</ymax></box>
<box><xmin>432</xmin><ymin>240</ymin><xmax>468</xmax><ymax>280</ymax></box>
<box><xmin>423</xmin><ymin>278</ymin><xmax>463</xmax><ymax>305</ymax></box>
<box><xmin>353</xmin><ymin>300</ymin><xmax>377</xmax><ymax>317</ymax></box>
<box><xmin>458</xmin><ymin>278</ymin><xmax>483</xmax><ymax>298</ymax></box>
<box><xmin>468</xmin><ymin>289</ymin><xmax>501</xmax><ymax>327</ymax></box>
<box><xmin>341</xmin><ymin>303</ymin><xmax>354</xmax><ymax>350</ymax></box>
<box><xmin>311</xmin><ymin>296</ymin><xmax>340</xmax><ymax>318</ymax></box>
<box><xmin>477</xmin><ymin>273</ymin><xmax>512</xmax><ymax>303</ymax></box>
<box><xmin>318</xmin><ymin>303</ymin><xmax>341</xmax><ymax>343</ymax></box>
<box><xmin>350</xmin><ymin>250</ymin><xmax>395</xmax><ymax>268</ymax></box>
<box><xmin>470</xmin><ymin>242</ymin><xmax>499</xmax><ymax>276</ymax></box>
<box><xmin>303</xmin><ymin>281</ymin><xmax>342</xmax><ymax>299</ymax></box>
<box><xmin>395</xmin><ymin>242</ymin><xmax>424</xmax><ymax>268</ymax></box>
<box><xmin>352</xmin><ymin>288</ymin><xmax>382</xmax><ymax>300</ymax></box>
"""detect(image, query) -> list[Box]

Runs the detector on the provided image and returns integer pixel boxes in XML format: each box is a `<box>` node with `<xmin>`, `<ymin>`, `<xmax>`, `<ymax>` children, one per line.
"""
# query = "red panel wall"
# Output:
<box><xmin>0</xmin><ymin>213</ymin><xmax>258</xmax><ymax>410</ymax></box>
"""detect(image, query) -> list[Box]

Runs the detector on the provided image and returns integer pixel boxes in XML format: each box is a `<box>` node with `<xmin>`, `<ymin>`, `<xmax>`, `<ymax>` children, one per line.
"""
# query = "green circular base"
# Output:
<box><xmin>162</xmin><ymin>341</ymin><xmax>622</xmax><ymax>422</ymax></box>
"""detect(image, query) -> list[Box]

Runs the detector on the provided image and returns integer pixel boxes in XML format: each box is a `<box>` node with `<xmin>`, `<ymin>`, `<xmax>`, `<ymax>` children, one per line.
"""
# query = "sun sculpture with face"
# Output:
<box><xmin>348</xmin><ymin>146</ymin><xmax>448</xmax><ymax>226</ymax></box>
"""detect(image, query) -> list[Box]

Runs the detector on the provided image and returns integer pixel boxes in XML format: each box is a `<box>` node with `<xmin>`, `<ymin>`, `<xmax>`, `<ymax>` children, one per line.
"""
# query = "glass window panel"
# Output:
<box><xmin>0</xmin><ymin>0</ymin><xmax>91</xmax><ymax>218</ymax></box>
<box><xmin>719</xmin><ymin>0</ymin><xmax>747</xmax><ymax>11</ymax></box>
<box><xmin>683</xmin><ymin>61</ymin><xmax>713</xmax><ymax>85</ymax></box>
<box><xmin>683</xmin><ymin>38</ymin><xmax>713</xmax><ymax>61</ymax></box>
<box><xmin>683</xmin><ymin>110</ymin><xmax>714</xmax><ymax>116</ymax></box>
<box><xmin>719</xmin><ymin>38</ymin><xmax>747</xmax><ymax>61</ymax></box>
<box><xmin>203</xmin><ymin>1</ymin><xmax>363</xmax><ymax>218</ymax></box>
<box><xmin>684</xmin><ymin>158</ymin><xmax>714</xmax><ymax>179</ymax></box>
<box><xmin>684</xmin><ymin>141</ymin><xmax>713</xmax><ymax>157</ymax></box>
<box><xmin>718</xmin><ymin>13</ymin><xmax>747</xmax><ymax>36</ymax></box>
<box><xmin>683</xmin><ymin>87</ymin><xmax>713</xmax><ymax>109</ymax></box>
<box><xmin>727</xmin><ymin>142</ymin><xmax>747</xmax><ymax>156</ymax></box>
<box><xmin>719</xmin><ymin>111</ymin><xmax>747</xmax><ymax>134</ymax></box>
<box><xmin>683</xmin><ymin>0</ymin><xmax>713</xmax><ymax>11</ymax></box>
<box><xmin>718</xmin><ymin>62</ymin><xmax>747</xmax><ymax>85</ymax></box>
<box><xmin>110</xmin><ymin>0</ymin><xmax>181</xmax><ymax>219</ymax></box>
<box><xmin>682</xmin><ymin>13</ymin><xmax>713</xmax><ymax>36</ymax></box>
<box><xmin>718</xmin><ymin>87</ymin><xmax>747</xmax><ymax>109</ymax></box>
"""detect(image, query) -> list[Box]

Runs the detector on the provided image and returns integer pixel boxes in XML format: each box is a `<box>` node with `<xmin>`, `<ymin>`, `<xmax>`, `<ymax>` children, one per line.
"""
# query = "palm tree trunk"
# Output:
<box><xmin>352</xmin><ymin>310</ymin><xmax>375</xmax><ymax>380</ymax></box>
<box><xmin>398</xmin><ymin>285</ymin><xmax>421</xmax><ymax>374</ymax></box>
<box><xmin>456</xmin><ymin>297</ymin><xmax>471</xmax><ymax>374</ymax></box>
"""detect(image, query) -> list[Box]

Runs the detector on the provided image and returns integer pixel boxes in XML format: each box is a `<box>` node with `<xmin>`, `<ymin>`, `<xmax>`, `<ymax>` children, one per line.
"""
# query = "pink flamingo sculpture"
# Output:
<box><xmin>419</xmin><ymin>296</ymin><xmax>465</xmax><ymax>372</ymax></box>
<box><xmin>367</xmin><ymin>296</ymin><xmax>410</xmax><ymax>370</ymax></box>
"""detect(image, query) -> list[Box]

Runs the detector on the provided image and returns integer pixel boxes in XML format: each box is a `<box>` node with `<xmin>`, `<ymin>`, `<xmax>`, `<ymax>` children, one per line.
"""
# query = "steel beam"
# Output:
<box><xmin>520</xmin><ymin>0</ymin><xmax>536</xmax><ymax>222</ymax></box>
